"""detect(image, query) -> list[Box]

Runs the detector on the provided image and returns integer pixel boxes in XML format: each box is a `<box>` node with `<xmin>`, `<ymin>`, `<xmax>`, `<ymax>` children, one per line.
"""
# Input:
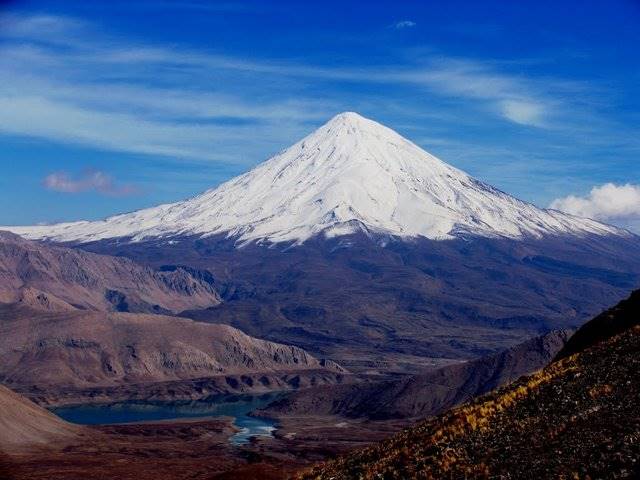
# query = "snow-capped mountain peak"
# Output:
<box><xmin>5</xmin><ymin>112</ymin><xmax>626</xmax><ymax>244</ymax></box>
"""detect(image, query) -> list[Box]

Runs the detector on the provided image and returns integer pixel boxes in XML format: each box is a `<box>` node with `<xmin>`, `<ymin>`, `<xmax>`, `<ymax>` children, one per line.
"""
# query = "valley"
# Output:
<box><xmin>1</xmin><ymin>293</ymin><xmax>638</xmax><ymax>479</ymax></box>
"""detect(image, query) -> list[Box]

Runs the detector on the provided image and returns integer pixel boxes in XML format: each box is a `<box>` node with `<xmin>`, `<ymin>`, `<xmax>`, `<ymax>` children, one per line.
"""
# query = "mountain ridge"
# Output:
<box><xmin>261</xmin><ymin>329</ymin><xmax>572</xmax><ymax>421</ymax></box>
<box><xmin>81</xmin><ymin>231</ymin><xmax>640</xmax><ymax>373</ymax></box>
<box><xmin>0</xmin><ymin>230</ymin><xmax>220</xmax><ymax>313</ymax></box>
<box><xmin>0</xmin><ymin>303</ymin><xmax>346</xmax><ymax>405</ymax></box>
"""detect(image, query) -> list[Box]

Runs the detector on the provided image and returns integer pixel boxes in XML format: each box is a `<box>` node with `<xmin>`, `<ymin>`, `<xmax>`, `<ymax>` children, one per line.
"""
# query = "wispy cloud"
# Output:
<box><xmin>0</xmin><ymin>94</ymin><xmax>319</xmax><ymax>162</ymax></box>
<box><xmin>43</xmin><ymin>170</ymin><xmax>139</xmax><ymax>196</ymax></box>
<box><xmin>391</xmin><ymin>20</ymin><xmax>416</xmax><ymax>29</ymax></box>
<box><xmin>0</xmin><ymin>11</ymin><xmax>634</xmax><ymax>174</ymax></box>
<box><xmin>388</xmin><ymin>58</ymin><xmax>561</xmax><ymax>127</ymax></box>
<box><xmin>0</xmin><ymin>14</ymin><xmax>336</xmax><ymax>164</ymax></box>
<box><xmin>0</xmin><ymin>13</ymin><xmax>84</xmax><ymax>38</ymax></box>
<box><xmin>550</xmin><ymin>183</ymin><xmax>640</xmax><ymax>232</ymax></box>
<box><xmin>500</xmin><ymin>100</ymin><xmax>546</xmax><ymax>126</ymax></box>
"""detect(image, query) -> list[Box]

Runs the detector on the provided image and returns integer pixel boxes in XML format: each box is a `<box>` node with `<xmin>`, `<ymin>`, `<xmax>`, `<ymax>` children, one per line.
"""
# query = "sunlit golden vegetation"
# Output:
<box><xmin>298</xmin><ymin>325</ymin><xmax>640</xmax><ymax>479</ymax></box>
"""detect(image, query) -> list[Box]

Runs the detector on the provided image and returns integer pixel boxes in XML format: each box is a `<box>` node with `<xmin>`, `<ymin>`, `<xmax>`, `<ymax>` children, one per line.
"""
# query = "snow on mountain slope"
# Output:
<box><xmin>6</xmin><ymin>112</ymin><xmax>626</xmax><ymax>244</ymax></box>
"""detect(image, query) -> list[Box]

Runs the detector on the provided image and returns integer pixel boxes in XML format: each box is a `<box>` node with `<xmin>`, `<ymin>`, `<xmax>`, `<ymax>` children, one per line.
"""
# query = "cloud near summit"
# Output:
<box><xmin>551</xmin><ymin>183</ymin><xmax>640</xmax><ymax>233</ymax></box>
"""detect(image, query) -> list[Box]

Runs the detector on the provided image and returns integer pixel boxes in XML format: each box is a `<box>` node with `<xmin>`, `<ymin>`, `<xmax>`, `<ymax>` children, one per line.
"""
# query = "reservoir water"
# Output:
<box><xmin>50</xmin><ymin>392</ymin><xmax>282</xmax><ymax>445</ymax></box>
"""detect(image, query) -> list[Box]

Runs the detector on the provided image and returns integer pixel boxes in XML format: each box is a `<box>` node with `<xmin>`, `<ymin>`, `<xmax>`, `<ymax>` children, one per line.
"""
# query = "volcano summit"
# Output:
<box><xmin>5</xmin><ymin>112</ymin><xmax>626</xmax><ymax>245</ymax></box>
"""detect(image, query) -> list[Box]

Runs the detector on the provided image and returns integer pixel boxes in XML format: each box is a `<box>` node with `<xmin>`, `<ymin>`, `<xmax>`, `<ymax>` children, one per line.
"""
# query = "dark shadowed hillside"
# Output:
<box><xmin>84</xmin><ymin>232</ymin><xmax>640</xmax><ymax>375</ymax></box>
<box><xmin>262</xmin><ymin>329</ymin><xmax>571</xmax><ymax>420</ymax></box>
<box><xmin>300</xmin><ymin>290</ymin><xmax>640</xmax><ymax>479</ymax></box>
<box><xmin>555</xmin><ymin>289</ymin><xmax>640</xmax><ymax>361</ymax></box>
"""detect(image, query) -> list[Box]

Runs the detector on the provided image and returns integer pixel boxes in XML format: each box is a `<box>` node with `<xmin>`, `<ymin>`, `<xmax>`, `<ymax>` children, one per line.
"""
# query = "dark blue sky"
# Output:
<box><xmin>1</xmin><ymin>0</ymin><xmax>639</xmax><ymax>230</ymax></box>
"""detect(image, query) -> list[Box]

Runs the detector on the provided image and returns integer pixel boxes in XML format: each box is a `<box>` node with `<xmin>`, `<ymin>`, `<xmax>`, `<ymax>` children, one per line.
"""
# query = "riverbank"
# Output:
<box><xmin>1</xmin><ymin>408</ymin><xmax>408</xmax><ymax>479</ymax></box>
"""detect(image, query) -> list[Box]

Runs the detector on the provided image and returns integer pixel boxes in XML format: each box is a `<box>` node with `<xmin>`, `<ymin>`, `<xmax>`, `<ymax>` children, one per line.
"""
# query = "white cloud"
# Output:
<box><xmin>392</xmin><ymin>20</ymin><xmax>416</xmax><ymax>29</ymax></box>
<box><xmin>43</xmin><ymin>170</ymin><xmax>138</xmax><ymax>196</ymax></box>
<box><xmin>550</xmin><ymin>183</ymin><xmax>640</xmax><ymax>232</ymax></box>
<box><xmin>0</xmin><ymin>95</ymin><xmax>249</xmax><ymax>161</ymax></box>
<box><xmin>0</xmin><ymin>24</ymin><xmax>334</xmax><ymax>163</ymax></box>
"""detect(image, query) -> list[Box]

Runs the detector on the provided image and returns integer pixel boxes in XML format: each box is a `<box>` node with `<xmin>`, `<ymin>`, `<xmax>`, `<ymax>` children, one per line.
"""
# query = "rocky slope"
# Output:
<box><xmin>300</xmin><ymin>291</ymin><xmax>640</xmax><ymax>479</ymax></box>
<box><xmin>0</xmin><ymin>384</ymin><xmax>79</xmax><ymax>453</ymax></box>
<box><xmin>263</xmin><ymin>329</ymin><xmax>571</xmax><ymax>420</ymax></box>
<box><xmin>0</xmin><ymin>303</ymin><xmax>344</xmax><ymax>404</ymax></box>
<box><xmin>0</xmin><ymin>231</ymin><xmax>220</xmax><ymax>313</ymax></box>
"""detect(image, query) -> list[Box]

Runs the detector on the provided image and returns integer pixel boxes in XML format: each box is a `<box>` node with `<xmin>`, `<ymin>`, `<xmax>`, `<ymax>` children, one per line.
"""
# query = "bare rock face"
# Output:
<box><xmin>16</xmin><ymin>287</ymin><xmax>76</xmax><ymax>311</ymax></box>
<box><xmin>0</xmin><ymin>384</ymin><xmax>79</xmax><ymax>453</ymax></box>
<box><xmin>0</xmin><ymin>231</ymin><xmax>220</xmax><ymax>313</ymax></box>
<box><xmin>0</xmin><ymin>304</ymin><xmax>345</xmax><ymax>397</ymax></box>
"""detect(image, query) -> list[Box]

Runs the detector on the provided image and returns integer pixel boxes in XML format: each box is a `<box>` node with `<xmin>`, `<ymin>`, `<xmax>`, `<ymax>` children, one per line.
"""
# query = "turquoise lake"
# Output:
<box><xmin>50</xmin><ymin>392</ymin><xmax>282</xmax><ymax>445</ymax></box>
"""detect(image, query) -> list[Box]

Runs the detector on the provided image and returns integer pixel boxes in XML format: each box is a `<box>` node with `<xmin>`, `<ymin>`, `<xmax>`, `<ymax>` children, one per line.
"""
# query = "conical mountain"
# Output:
<box><xmin>6</xmin><ymin>112</ymin><xmax>625</xmax><ymax>244</ymax></box>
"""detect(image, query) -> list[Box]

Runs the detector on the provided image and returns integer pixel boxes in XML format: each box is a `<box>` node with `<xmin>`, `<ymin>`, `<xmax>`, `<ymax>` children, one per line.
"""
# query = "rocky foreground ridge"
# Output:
<box><xmin>300</xmin><ymin>290</ymin><xmax>640</xmax><ymax>479</ymax></box>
